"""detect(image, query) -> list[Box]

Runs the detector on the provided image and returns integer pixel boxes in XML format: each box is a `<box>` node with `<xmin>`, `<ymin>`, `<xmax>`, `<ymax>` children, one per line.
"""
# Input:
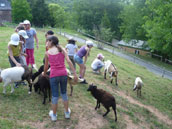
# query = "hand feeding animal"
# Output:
<box><xmin>133</xmin><ymin>77</ymin><xmax>143</xmax><ymax>97</ymax></box>
<box><xmin>104</xmin><ymin>60</ymin><xmax>118</xmax><ymax>86</ymax></box>
<box><xmin>87</xmin><ymin>84</ymin><xmax>117</xmax><ymax>121</ymax></box>
<box><xmin>0</xmin><ymin>65</ymin><xmax>32</xmax><ymax>94</ymax></box>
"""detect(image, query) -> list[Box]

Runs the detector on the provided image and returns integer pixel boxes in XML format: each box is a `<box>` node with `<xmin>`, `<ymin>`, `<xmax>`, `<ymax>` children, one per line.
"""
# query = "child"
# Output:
<box><xmin>45</xmin><ymin>30</ymin><xmax>54</xmax><ymax>51</ymax></box>
<box><xmin>91</xmin><ymin>53</ymin><xmax>105</xmax><ymax>74</ymax></box>
<box><xmin>23</xmin><ymin>20</ymin><xmax>39</xmax><ymax>69</ymax></box>
<box><xmin>74</xmin><ymin>40</ymin><xmax>93</xmax><ymax>84</ymax></box>
<box><xmin>43</xmin><ymin>35</ymin><xmax>78</xmax><ymax>121</ymax></box>
<box><xmin>18</xmin><ymin>30</ymin><xmax>28</xmax><ymax>65</ymax></box>
<box><xmin>65</xmin><ymin>37</ymin><xmax>78</xmax><ymax>73</ymax></box>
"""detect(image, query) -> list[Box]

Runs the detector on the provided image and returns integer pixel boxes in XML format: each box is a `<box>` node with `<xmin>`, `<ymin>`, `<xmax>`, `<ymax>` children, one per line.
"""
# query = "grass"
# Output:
<box><xmin>0</xmin><ymin>26</ymin><xmax>172</xmax><ymax>129</ymax></box>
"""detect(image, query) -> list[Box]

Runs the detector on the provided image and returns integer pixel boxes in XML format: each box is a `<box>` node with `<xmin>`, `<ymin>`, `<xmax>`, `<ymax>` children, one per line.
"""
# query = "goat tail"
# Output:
<box><xmin>112</xmin><ymin>100</ymin><xmax>117</xmax><ymax>122</ymax></box>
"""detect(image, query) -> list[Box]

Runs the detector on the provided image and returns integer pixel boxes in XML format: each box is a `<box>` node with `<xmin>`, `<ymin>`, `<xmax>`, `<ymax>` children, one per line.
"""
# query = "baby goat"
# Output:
<box><xmin>133</xmin><ymin>77</ymin><xmax>143</xmax><ymax>97</ymax></box>
<box><xmin>104</xmin><ymin>60</ymin><xmax>118</xmax><ymax>86</ymax></box>
<box><xmin>34</xmin><ymin>72</ymin><xmax>51</xmax><ymax>104</ymax></box>
<box><xmin>87</xmin><ymin>84</ymin><xmax>117</xmax><ymax>122</ymax></box>
<box><xmin>0</xmin><ymin>65</ymin><xmax>32</xmax><ymax>94</ymax></box>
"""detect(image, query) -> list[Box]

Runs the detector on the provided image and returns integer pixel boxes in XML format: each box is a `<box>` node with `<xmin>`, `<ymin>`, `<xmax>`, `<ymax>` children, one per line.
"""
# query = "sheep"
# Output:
<box><xmin>87</xmin><ymin>84</ymin><xmax>117</xmax><ymax>122</ymax></box>
<box><xmin>133</xmin><ymin>77</ymin><xmax>143</xmax><ymax>97</ymax></box>
<box><xmin>0</xmin><ymin>65</ymin><xmax>32</xmax><ymax>94</ymax></box>
<box><xmin>34</xmin><ymin>71</ymin><xmax>51</xmax><ymax>104</ymax></box>
<box><xmin>104</xmin><ymin>60</ymin><xmax>118</xmax><ymax>86</ymax></box>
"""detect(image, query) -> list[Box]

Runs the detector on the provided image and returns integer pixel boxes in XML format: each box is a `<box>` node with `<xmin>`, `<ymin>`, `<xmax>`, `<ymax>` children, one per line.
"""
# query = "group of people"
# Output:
<box><xmin>5</xmin><ymin>19</ymin><xmax>105</xmax><ymax>121</ymax></box>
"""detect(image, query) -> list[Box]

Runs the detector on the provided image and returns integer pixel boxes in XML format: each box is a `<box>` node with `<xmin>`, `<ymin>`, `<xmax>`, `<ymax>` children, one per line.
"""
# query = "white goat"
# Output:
<box><xmin>104</xmin><ymin>60</ymin><xmax>118</xmax><ymax>86</ymax></box>
<box><xmin>0</xmin><ymin>66</ymin><xmax>32</xmax><ymax>94</ymax></box>
<box><xmin>133</xmin><ymin>77</ymin><xmax>143</xmax><ymax>97</ymax></box>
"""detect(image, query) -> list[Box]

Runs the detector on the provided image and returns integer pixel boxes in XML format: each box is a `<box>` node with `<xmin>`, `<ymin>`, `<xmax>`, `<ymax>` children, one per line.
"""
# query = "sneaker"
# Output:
<box><xmin>80</xmin><ymin>79</ymin><xmax>88</xmax><ymax>84</ymax></box>
<box><xmin>64</xmin><ymin>108</ymin><xmax>71</xmax><ymax>119</ymax></box>
<box><xmin>49</xmin><ymin>110</ymin><xmax>57</xmax><ymax>121</ymax></box>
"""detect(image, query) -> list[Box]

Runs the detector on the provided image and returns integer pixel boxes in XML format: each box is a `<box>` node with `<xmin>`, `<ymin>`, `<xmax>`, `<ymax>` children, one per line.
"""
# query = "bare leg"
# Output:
<box><xmin>78</xmin><ymin>63</ymin><xmax>86</xmax><ymax>78</ymax></box>
<box><xmin>52</xmin><ymin>104</ymin><xmax>58</xmax><ymax>115</ymax></box>
<box><xmin>64</xmin><ymin>100</ymin><xmax>69</xmax><ymax>112</ymax></box>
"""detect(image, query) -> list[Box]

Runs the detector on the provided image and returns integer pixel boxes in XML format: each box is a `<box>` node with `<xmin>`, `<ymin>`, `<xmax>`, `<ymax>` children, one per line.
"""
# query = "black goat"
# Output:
<box><xmin>34</xmin><ymin>72</ymin><xmax>51</xmax><ymax>104</ymax></box>
<box><xmin>87</xmin><ymin>84</ymin><xmax>117</xmax><ymax>122</ymax></box>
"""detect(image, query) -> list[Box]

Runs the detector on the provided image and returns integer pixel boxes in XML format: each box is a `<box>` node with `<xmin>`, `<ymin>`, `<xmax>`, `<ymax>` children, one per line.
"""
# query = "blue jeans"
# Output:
<box><xmin>50</xmin><ymin>76</ymin><xmax>68</xmax><ymax>104</ymax></box>
<box><xmin>74</xmin><ymin>54</ymin><xmax>83</xmax><ymax>64</ymax></box>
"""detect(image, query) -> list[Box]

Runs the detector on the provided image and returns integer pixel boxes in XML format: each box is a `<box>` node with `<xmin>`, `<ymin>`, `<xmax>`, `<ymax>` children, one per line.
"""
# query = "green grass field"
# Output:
<box><xmin>0</xmin><ymin>27</ymin><xmax>172</xmax><ymax>129</ymax></box>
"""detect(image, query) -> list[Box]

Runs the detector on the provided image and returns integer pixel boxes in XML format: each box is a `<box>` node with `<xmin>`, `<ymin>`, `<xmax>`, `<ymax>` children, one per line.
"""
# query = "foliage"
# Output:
<box><xmin>143</xmin><ymin>0</ymin><xmax>172</xmax><ymax>58</ymax></box>
<box><xmin>11</xmin><ymin>0</ymin><xmax>32</xmax><ymax>23</ymax></box>
<box><xmin>119</xmin><ymin>0</ymin><xmax>147</xmax><ymax>41</ymax></box>
<box><xmin>48</xmin><ymin>3</ymin><xmax>66</xmax><ymax>27</ymax></box>
<box><xmin>31</xmin><ymin>0</ymin><xmax>50</xmax><ymax>27</ymax></box>
<box><xmin>73</xmin><ymin>0</ymin><xmax>122</xmax><ymax>39</ymax></box>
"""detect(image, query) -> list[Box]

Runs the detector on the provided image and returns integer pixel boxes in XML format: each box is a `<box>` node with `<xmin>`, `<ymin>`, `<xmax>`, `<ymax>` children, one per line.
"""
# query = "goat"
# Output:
<box><xmin>66</xmin><ymin>69</ymin><xmax>84</xmax><ymax>96</ymax></box>
<box><xmin>104</xmin><ymin>60</ymin><xmax>118</xmax><ymax>86</ymax></box>
<box><xmin>0</xmin><ymin>65</ymin><xmax>32</xmax><ymax>94</ymax></box>
<box><xmin>87</xmin><ymin>84</ymin><xmax>117</xmax><ymax>121</ymax></box>
<box><xmin>133</xmin><ymin>77</ymin><xmax>143</xmax><ymax>97</ymax></box>
<box><xmin>34</xmin><ymin>71</ymin><xmax>51</xmax><ymax>104</ymax></box>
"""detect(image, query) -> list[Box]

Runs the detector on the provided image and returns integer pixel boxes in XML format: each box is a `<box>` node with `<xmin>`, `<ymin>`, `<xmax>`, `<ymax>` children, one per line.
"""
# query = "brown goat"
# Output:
<box><xmin>87</xmin><ymin>84</ymin><xmax>117</xmax><ymax>121</ymax></box>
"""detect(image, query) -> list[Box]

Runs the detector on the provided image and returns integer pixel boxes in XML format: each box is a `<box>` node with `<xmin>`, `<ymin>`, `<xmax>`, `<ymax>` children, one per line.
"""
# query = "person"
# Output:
<box><xmin>7</xmin><ymin>33</ymin><xmax>22</xmax><ymax>88</ymax></box>
<box><xmin>65</xmin><ymin>37</ymin><xmax>78</xmax><ymax>73</ymax></box>
<box><xmin>43</xmin><ymin>35</ymin><xmax>78</xmax><ymax>121</ymax></box>
<box><xmin>91</xmin><ymin>53</ymin><xmax>105</xmax><ymax>74</ymax></box>
<box><xmin>23</xmin><ymin>20</ymin><xmax>39</xmax><ymax>69</ymax></box>
<box><xmin>45</xmin><ymin>30</ymin><xmax>54</xmax><ymax>51</ymax></box>
<box><xmin>74</xmin><ymin>40</ymin><xmax>93</xmax><ymax>84</ymax></box>
<box><xmin>18</xmin><ymin>30</ymin><xmax>28</xmax><ymax>65</ymax></box>
<box><xmin>8</xmin><ymin>33</ymin><xmax>22</xmax><ymax>67</ymax></box>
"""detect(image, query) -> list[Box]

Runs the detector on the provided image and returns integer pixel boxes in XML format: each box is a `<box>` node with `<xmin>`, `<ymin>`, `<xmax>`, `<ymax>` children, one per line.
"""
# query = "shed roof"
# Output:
<box><xmin>0</xmin><ymin>0</ymin><xmax>11</xmax><ymax>11</ymax></box>
<box><xmin>118</xmin><ymin>39</ymin><xmax>150</xmax><ymax>51</ymax></box>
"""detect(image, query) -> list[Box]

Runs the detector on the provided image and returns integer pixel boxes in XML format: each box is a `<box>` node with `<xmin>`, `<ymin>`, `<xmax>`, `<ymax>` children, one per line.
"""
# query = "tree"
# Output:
<box><xmin>31</xmin><ymin>0</ymin><xmax>50</xmax><ymax>27</ymax></box>
<box><xmin>144</xmin><ymin>0</ymin><xmax>172</xmax><ymax>58</ymax></box>
<box><xmin>11</xmin><ymin>0</ymin><xmax>32</xmax><ymax>23</ymax></box>
<box><xmin>119</xmin><ymin>0</ymin><xmax>147</xmax><ymax>41</ymax></box>
<box><xmin>48</xmin><ymin>3</ymin><xmax>66</xmax><ymax>28</ymax></box>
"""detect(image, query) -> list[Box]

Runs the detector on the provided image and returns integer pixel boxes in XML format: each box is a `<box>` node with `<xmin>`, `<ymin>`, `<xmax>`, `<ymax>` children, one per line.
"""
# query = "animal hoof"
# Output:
<box><xmin>28</xmin><ymin>91</ymin><xmax>31</xmax><ymax>94</ymax></box>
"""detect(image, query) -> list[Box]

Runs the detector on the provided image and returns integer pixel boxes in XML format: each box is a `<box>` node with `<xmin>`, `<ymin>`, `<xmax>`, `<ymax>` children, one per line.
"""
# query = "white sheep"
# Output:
<box><xmin>104</xmin><ymin>60</ymin><xmax>118</xmax><ymax>86</ymax></box>
<box><xmin>133</xmin><ymin>77</ymin><xmax>143</xmax><ymax>97</ymax></box>
<box><xmin>0</xmin><ymin>66</ymin><xmax>32</xmax><ymax>94</ymax></box>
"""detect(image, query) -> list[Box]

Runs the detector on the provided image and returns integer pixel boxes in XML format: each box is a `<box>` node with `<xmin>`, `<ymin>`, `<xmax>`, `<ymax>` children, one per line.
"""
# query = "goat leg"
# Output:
<box><xmin>104</xmin><ymin>70</ymin><xmax>107</xmax><ymax>79</ymax></box>
<box><xmin>70</xmin><ymin>83</ymin><xmax>73</xmax><ymax>96</ymax></box>
<box><xmin>10</xmin><ymin>84</ymin><xmax>14</xmax><ymax>93</ymax></box>
<box><xmin>103</xmin><ymin>107</ymin><xmax>110</xmax><ymax>117</ymax></box>
<box><xmin>116</xmin><ymin>76</ymin><xmax>118</xmax><ymax>86</ymax></box>
<box><xmin>112</xmin><ymin>103</ymin><xmax>117</xmax><ymax>122</ymax></box>
<box><xmin>49</xmin><ymin>87</ymin><xmax>51</xmax><ymax>102</ymax></box>
<box><xmin>42</xmin><ymin>88</ymin><xmax>47</xmax><ymax>104</ymax></box>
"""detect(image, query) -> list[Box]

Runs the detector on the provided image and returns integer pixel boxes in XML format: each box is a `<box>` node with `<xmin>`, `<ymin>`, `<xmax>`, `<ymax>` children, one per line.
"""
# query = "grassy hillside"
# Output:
<box><xmin>0</xmin><ymin>27</ymin><xmax>172</xmax><ymax>129</ymax></box>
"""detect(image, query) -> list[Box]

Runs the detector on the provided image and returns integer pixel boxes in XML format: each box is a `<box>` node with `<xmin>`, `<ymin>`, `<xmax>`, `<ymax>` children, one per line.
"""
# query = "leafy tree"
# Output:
<box><xmin>119</xmin><ymin>0</ymin><xmax>147</xmax><ymax>41</ymax></box>
<box><xmin>32</xmin><ymin>0</ymin><xmax>50</xmax><ymax>27</ymax></box>
<box><xmin>144</xmin><ymin>0</ymin><xmax>172</xmax><ymax>58</ymax></box>
<box><xmin>101</xmin><ymin>10</ymin><xmax>111</xmax><ymax>29</ymax></box>
<box><xmin>11</xmin><ymin>0</ymin><xmax>32</xmax><ymax>23</ymax></box>
<box><xmin>73</xmin><ymin>0</ymin><xmax>122</xmax><ymax>39</ymax></box>
<box><xmin>48</xmin><ymin>3</ymin><xmax>66</xmax><ymax>27</ymax></box>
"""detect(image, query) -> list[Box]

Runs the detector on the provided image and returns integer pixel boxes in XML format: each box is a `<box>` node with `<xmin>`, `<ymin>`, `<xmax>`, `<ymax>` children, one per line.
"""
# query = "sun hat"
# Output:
<box><xmin>68</xmin><ymin>36</ymin><xmax>76</xmax><ymax>41</ymax></box>
<box><xmin>23</xmin><ymin>20</ymin><xmax>31</xmax><ymax>25</ymax></box>
<box><xmin>86</xmin><ymin>40</ymin><xmax>94</xmax><ymax>46</ymax></box>
<box><xmin>18</xmin><ymin>30</ymin><xmax>28</xmax><ymax>39</ymax></box>
<box><xmin>9</xmin><ymin>33</ymin><xmax>20</xmax><ymax>45</ymax></box>
<box><xmin>97</xmin><ymin>53</ymin><xmax>104</xmax><ymax>59</ymax></box>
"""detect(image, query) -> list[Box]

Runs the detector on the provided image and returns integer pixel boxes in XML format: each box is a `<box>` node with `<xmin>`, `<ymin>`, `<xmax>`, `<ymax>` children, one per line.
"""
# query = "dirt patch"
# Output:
<box><xmin>124</xmin><ymin>115</ymin><xmax>139</xmax><ymax>129</ymax></box>
<box><xmin>116</xmin><ymin>90</ymin><xmax>172</xmax><ymax>126</ymax></box>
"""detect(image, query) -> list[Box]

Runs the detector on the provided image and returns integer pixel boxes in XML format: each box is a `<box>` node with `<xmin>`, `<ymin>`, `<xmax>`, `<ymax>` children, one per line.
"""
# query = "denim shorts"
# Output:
<box><xmin>74</xmin><ymin>54</ymin><xmax>83</xmax><ymax>64</ymax></box>
<box><xmin>50</xmin><ymin>76</ymin><xmax>68</xmax><ymax>97</ymax></box>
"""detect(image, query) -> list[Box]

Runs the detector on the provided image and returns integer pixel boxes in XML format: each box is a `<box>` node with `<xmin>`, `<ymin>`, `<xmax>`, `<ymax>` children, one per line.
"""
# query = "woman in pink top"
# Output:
<box><xmin>43</xmin><ymin>36</ymin><xmax>77</xmax><ymax>121</ymax></box>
